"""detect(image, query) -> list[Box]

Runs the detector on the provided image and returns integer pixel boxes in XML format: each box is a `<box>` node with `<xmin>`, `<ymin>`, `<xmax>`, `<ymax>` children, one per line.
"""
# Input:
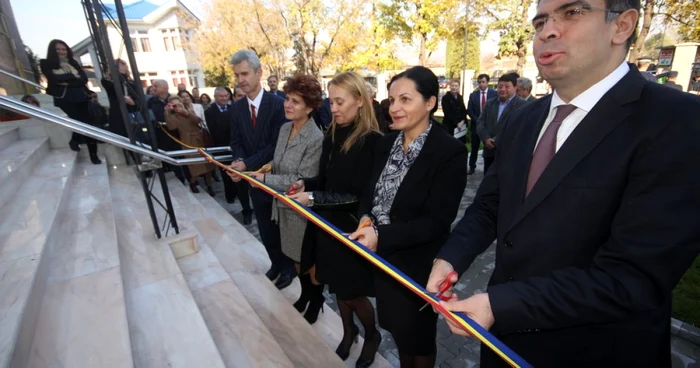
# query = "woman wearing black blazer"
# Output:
<box><xmin>101</xmin><ymin>58</ymin><xmax>140</xmax><ymax>138</ymax></box>
<box><xmin>40</xmin><ymin>39</ymin><xmax>101</xmax><ymax>164</ymax></box>
<box><xmin>288</xmin><ymin>71</ymin><xmax>382</xmax><ymax>367</ymax></box>
<box><xmin>351</xmin><ymin>66</ymin><xmax>467</xmax><ymax>367</ymax></box>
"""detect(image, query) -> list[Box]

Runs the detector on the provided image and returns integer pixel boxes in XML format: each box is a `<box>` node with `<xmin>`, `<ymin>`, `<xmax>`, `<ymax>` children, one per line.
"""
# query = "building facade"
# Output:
<box><xmin>73</xmin><ymin>0</ymin><xmax>204</xmax><ymax>92</ymax></box>
<box><xmin>0</xmin><ymin>0</ymin><xmax>35</xmax><ymax>95</ymax></box>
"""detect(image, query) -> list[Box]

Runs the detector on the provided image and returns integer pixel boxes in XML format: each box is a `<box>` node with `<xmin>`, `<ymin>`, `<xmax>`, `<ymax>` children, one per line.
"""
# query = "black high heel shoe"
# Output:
<box><xmin>303</xmin><ymin>291</ymin><xmax>324</xmax><ymax>324</ymax></box>
<box><xmin>356</xmin><ymin>330</ymin><xmax>382</xmax><ymax>368</ymax></box>
<box><xmin>207</xmin><ymin>185</ymin><xmax>215</xmax><ymax>197</ymax></box>
<box><xmin>293</xmin><ymin>274</ymin><xmax>312</xmax><ymax>312</ymax></box>
<box><xmin>336</xmin><ymin>324</ymin><xmax>360</xmax><ymax>361</ymax></box>
<box><xmin>189</xmin><ymin>182</ymin><xmax>200</xmax><ymax>193</ymax></box>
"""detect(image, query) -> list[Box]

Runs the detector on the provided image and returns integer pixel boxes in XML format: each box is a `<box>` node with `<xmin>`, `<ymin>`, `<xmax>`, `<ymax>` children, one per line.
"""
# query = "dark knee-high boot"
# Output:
<box><xmin>293</xmin><ymin>273</ymin><xmax>312</xmax><ymax>312</ymax></box>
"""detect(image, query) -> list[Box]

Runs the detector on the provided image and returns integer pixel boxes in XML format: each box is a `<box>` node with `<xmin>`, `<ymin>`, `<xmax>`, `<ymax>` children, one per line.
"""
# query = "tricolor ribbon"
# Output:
<box><xmin>159</xmin><ymin>125</ymin><xmax>531</xmax><ymax>367</ymax></box>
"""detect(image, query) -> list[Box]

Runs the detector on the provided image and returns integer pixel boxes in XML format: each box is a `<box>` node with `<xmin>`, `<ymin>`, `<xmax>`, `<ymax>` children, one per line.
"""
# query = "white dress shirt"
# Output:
<box><xmin>247</xmin><ymin>88</ymin><xmax>264</xmax><ymax>117</ymax></box>
<box><xmin>536</xmin><ymin>62</ymin><xmax>630</xmax><ymax>152</ymax></box>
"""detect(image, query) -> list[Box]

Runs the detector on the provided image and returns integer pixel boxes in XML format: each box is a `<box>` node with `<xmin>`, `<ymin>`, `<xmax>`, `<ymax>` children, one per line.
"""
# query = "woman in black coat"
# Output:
<box><xmin>101</xmin><ymin>58</ymin><xmax>141</xmax><ymax>138</ymax></box>
<box><xmin>351</xmin><ymin>66</ymin><xmax>467</xmax><ymax>367</ymax></box>
<box><xmin>39</xmin><ymin>39</ymin><xmax>101</xmax><ymax>164</ymax></box>
<box><xmin>288</xmin><ymin>71</ymin><xmax>382</xmax><ymax>368</ymax></box>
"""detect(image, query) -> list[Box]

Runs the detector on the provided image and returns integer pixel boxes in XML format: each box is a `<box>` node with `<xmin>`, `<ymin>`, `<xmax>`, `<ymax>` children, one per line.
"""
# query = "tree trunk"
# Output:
<box><xmin>419</xmin><ymin>33</ymin><xmax>427</xmax><ymax>66</ymax></box>
<box><xmin>629</xmin><ymin>0</ymin><xmax>655</xmax><ymax>62</ymax></box>
<box><xmin>516</xmin><ymin>40</ymin><xmax>527</xmax><ymax>75</ymax></box>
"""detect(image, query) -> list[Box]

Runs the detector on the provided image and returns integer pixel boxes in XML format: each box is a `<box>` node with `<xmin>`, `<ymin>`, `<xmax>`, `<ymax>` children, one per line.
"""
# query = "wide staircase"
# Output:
<box><xmin>0</xmin><ymin>97</ymin><xmax>393</xmax><ymax>367</ymax></box>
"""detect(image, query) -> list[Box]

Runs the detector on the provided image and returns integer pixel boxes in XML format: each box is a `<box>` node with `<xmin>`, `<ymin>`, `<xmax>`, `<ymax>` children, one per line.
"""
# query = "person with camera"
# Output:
<box><xmin>164</xmin><ymin>96</ymin><xmax>215</xmax><ymax>195</ymax></box>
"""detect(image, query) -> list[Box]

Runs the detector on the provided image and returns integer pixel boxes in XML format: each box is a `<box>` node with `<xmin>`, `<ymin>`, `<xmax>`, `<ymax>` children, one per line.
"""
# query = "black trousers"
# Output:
<box><xmin>469</xmin><ymin>122</ymin><xmax>480</xmax><ymax>169</ymax></box>
<box><xmin>220</xmin><ymin>167</ymin><xmax>252</xmax><ymax>211</ymax></box>
<box><xmin>250</xmin><ymin>189</ymin><xmax>293</xmax><ymax>273</ymax></box>
<box><xmin>484</xmin><ymin>155</ymin><xmax>495</xmax><ymax>174</ymax></box>
<box><xmin>57</xmin><ymin>101</ymin><xmax>98</xmax><ymax>157</ymax></box>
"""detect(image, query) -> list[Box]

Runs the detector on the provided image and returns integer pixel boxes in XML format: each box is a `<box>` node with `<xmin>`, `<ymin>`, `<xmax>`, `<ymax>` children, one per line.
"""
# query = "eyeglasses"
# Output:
<box><xmin>531</xmin><ymin>1</ymin><xmax>623</xmax><ymax>33</ymax></box>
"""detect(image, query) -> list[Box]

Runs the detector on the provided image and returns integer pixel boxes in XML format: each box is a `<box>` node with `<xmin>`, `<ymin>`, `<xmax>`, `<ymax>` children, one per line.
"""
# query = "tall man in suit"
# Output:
<box><xmin>516</xmin><ymin>77</ymin><xmax>537</xmax><ymax>102</ymax></box>
<box><xmin>227</xmin><ymin>50</ymin><xmax>293</xmax><ymax>288</ymax></box>
<box><xmin>476</xmin><ymin>72</ymin><xmax>527</xmax><ymax>174</ymax></box>
<box><xmin>442</xmin><ymin>80</ymin><xmax>469</xmax><ymax>142</ymax></box>
<box><xmin>205</xmin><ymin>87</ymin><xmax>253</xmax><ymax>225</ymax></box>
<box><xmin>467</xmin><ymin>74</ymin><xmax>497</xmax><ymax>174</ymax></box>
<box><xmin>428</xmin><ymin>0</ymin><xmax>700</xmax><ymax>365</ymax></box>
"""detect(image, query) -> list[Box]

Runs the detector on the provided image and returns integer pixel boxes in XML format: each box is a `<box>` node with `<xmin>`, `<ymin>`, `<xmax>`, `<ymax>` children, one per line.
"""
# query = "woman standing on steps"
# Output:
<box><xmin>40</xmin><ymin>39</ymin><xmax>101</xmax><ymax>165</ymax></box>
<box><xmin>101</xmin><ymin>58</ymin><xmax>140</xmax><ymax>138</ymax></box>
<box><xmin>288</xmin><ymin>71</ymin><xmax>382</xmax><ymax>368</ymax></box>
<box><xmin>164</xmin><ymin>95</ymin><xmax>215</xmax><ymax>195</ymax></box>
<box><xmin>248</xmin><ymin>74</ymin><xmax>324</xmax><ymax>291</ymax></box>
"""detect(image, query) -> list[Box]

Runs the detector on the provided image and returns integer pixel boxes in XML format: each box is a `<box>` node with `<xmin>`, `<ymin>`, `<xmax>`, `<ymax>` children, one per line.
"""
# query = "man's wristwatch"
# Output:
<box><xmin>307</xmin><ymin>192</ymin><xmax>314</xmax><ymax>207</ymax></box>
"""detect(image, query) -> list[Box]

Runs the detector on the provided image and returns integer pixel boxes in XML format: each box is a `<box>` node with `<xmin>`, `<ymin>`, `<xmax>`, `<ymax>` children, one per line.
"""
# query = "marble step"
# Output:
<box><xmin>160</xmin><ymin>174</ymin><xmax>347</xmax><ymax>367</ymax></box>
<box><xmin>0</xmin><ymin>148</ymin><xmax>77</xmax><ymax>368</ymax></box>
<box><xmin>180</xmin><ymin>176</ymin><xmax>392</xmax><ymax>367</ymax></box>
<box><xmin>26</xmin><ymin>157</ymin><xmax>133</xmax><ymax>368</ymax></box>
<box><xmin>108</xmin><ymin>165</ymin><xmax>226</xmax><ymax>368</ymax></box>
<box><xmin>174</xmin><ymin>226</ymin><xmax>295</xmax><ymax>367</ymax></box>
<box><xmin>0</xmin><ymin>126</ymin><xmax>19</xmax><ymax>152</ymax></box>
<box><xmin>0</xmin><ymin>137</ymin><xmax>50</xmax><ymax>210</ymax></box>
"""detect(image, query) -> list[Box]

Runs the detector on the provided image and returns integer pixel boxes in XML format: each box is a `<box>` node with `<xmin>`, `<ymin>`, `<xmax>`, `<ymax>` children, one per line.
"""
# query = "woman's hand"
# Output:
<box><xmin>124</xmin><ymin>96</ymin><xmax>135</xmax><ymax>106</ymax></box>
<box><xmin>288</xmin><ymin>192</ymin><xmax>310</xmax><ymax>206</ymax></box>
<box><xmin>248</xmin><ymin>172</ymin><xmax>265</xmax><ymax>185</ymax></box>
<box><xmin>292</xmin><ymin>180</ymin><xmax>305</xmax><ymax>193</ymax></box>
<box><xmin>349</xmin><ymin>226</ymin><xmax>378</xmax><ymax>252</ymax></box>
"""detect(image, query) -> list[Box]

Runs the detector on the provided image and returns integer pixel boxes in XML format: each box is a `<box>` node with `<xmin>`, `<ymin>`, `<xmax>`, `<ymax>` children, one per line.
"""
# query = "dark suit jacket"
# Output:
<box><xmin>476</xmin><ymin>95</ymin><xmax>527</xmax><ymax>157</ymax></box>
<box><xmin>467</xmin><ymin>88</ymin><xmax>497</xmax><ymax>126</ymax></box>
<box><xmin>441</xmin><ymin>92</ymin><xmax>468</xmax><ymax>133</ymax></box>
<box><xmin>205</xmin><ymin>104</ymin><xmax>234</xmax><ymax>147</ymax></box>
<box><xmin>269</xmin><ymin>90</ymin><xmax>287</xmax><ymax>99</ymax></box>
<box><xmin>359</xmin><ymin>126</ymin><xmax>467</xmax><ymax>289</ymax></box>
<box><xmin>39</xmin><ymin>58</ymin><xmax>88</xmax><ymax>98</ymax></box>
<box><xmin>438</xmin><ymin>66</ymin><xmax>700</xmax><ymax>367</ymax></box>
<box><xmin>526</xmin><ymin>95</ymin><xmax>537</xmax><ymax>102</ymax></box>
<box><xmin>229</xmin><ymin>91</ymin><xmax>286</xmax><ymax>171</ymax></box>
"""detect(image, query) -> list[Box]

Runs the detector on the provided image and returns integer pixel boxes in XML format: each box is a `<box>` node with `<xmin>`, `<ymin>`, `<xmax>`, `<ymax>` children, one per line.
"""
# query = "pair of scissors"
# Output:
<box><xmin>419</xmin><ymin>270</ymin><xmax>458</xmax><ymax>311</ymax></box>
<box><xmin>342</xmin><ymin>218</ymin><xmax>374</xmax><ymax>237</ymax></box>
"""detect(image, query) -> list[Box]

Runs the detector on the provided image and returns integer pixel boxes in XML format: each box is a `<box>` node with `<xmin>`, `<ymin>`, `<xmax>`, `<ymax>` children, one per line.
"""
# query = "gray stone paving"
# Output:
<box><xmin>202</xmin><ymin>155</ymin><xmax>698</xmax><ymax>368</ymax></box>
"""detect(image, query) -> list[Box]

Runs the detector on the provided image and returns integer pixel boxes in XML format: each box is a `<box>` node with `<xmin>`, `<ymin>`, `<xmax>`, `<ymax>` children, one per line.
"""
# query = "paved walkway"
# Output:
<box><xmin>206</xmin><ymin>155</ymin><xmax>698</xmax><ymax>367</ymax></box>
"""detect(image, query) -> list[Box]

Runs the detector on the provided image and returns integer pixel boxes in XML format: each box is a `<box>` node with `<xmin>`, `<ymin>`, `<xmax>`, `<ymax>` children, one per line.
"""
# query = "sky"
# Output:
<box><xmin>10</xmin><ymin>0</ymin><xmax>203</xmax><ymax>58</ymax></box>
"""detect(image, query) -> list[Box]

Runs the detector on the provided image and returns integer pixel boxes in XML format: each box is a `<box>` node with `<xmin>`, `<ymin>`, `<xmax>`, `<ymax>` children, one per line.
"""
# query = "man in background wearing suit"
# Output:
<box><xmin>476</xmin><ymin>72</ymin><xmax>527</xmax><ymax>174</ymax></box>
<box><xmin>429</xmin><ymin>0</ymin><xmax>700</xmax><ymax>365</ymax></box>
<box><xmin>442</xmin><ymin>79</ymin><xmax>469</xmax><ymax>143</ymax></box>
<box><xmin>516</xmin><ymin>77</ymin><xmax>537</xmax><ymax>102</ymax></box>
<box><xmin>205</xmin><ymin>87</ymin><xmax>253</xmax><ymax>225</ymax></box>
<box><xmin>228</xmin><ymin>50</ymin><xmax>293</xmax><ymax>288</ymax></box>
<box><xmin>467</xmin><ymin>74</ymin><xmax>497</xmax><ymax>175</ymax></box>
<box><xmin>267</xmin><ymin>75</ymin><xmax>286</xmax><ymax>99</ymax></box>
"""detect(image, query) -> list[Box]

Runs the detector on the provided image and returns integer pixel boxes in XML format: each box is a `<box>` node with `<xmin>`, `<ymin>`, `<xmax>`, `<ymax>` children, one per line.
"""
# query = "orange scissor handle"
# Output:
<box><xmin>356</xmin><ymin>218</ymin><xmax>373</xmax><ymax>232</ymax></box>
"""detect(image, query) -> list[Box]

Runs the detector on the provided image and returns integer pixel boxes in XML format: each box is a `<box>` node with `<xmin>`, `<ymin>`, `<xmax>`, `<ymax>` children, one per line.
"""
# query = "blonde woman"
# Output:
<box><xmin>164</xmin><ymin>95</ymin><xmax>215</xmax><ymax>195</ymax></box>
<box><xmin>288</xmin><ymin>72</ymin><xmax>382</xmax><ymax>366</ymax></box>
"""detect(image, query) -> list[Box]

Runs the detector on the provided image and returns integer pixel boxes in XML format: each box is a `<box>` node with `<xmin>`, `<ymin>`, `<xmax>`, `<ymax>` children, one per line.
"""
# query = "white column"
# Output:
<box><xmin>671</xmin><ymin>43</ymin><xmax>700</xmax><ymax>92</ymax></box>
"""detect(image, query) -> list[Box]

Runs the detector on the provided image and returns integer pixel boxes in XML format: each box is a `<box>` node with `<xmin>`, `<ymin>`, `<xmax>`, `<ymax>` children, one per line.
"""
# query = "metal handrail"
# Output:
<box><xmin>0</xmin><ymin>67</ymin><xmax>45</xmax><ymax>90</ymax></box>
<box><xmin>0</xmin><ymin>95</ymin><xmax>233</xmax><ymax>165</ymax></box>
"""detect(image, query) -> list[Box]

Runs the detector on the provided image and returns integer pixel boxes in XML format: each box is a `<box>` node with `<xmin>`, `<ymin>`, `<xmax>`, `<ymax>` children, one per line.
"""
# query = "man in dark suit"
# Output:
<box><xmin>441</xmin><ymin>80</ymin><xmax>468</xmax><ymax>142</ymax></box>
<box><xmin>228</xmin><ymin>50</ymin><xmax>293</xmax><ymax>289</ymax></box>
<box><xmin>205</xmin><ymin>87</ymin><xmax>253</xmax><ymax>224</ymax></box>
<box><xmin>476</xmin><ymin>72</ymin><xmax>527</xmax><ymax>174</ymax></box>
<box><xmin>516</xmin><ymin>77</ymin><xmax>537</xmax><ymax>102</ymax></box>
<box><xmin>267</xmin><ymin>75</ymin><xmax>286</xmax><ymax>99</ymax></box>
<box><xmin>428</xmin><ymin>0</ymin><xmax>700</xmax><ymax>366</ymax></box>
<box><xmin>467</xmin><ymin>74</ymin><xmax>497</xmax><ymax>174</ymax></box>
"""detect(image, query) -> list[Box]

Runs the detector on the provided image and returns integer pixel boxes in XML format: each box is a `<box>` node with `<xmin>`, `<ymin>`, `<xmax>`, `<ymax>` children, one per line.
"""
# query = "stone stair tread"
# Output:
<box><xmin>0</xmin><ymin>137</ymin><xmax>50</xmax><ymax>209</ymax></box>
<box><xmin>175</xmin><ymin>232</ymin><xmax>294</xmax><ymax>367</ymax></box>
<box><xmin>108</xmin><ymin>165</ymin><xmax>226</xmax><ymax>368</ymax></box>
<box><xmin>0</xmin><ymin>148</ymin><xmax>77</xmax><ymax>367</ymax></box>
<box><xmin>0</xmin><ymin>126</ymin><xmax>19</xmax><ymax>151</ymax></box>
<box><xmin>26</xmin><ymin>158</ymin><xmax>133</xmax><ymax>368</ymax></box>
<box><xmin>229</xmin><ymin>270</ymin><xmax>346</xmax><ymax>367</ymax></box>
